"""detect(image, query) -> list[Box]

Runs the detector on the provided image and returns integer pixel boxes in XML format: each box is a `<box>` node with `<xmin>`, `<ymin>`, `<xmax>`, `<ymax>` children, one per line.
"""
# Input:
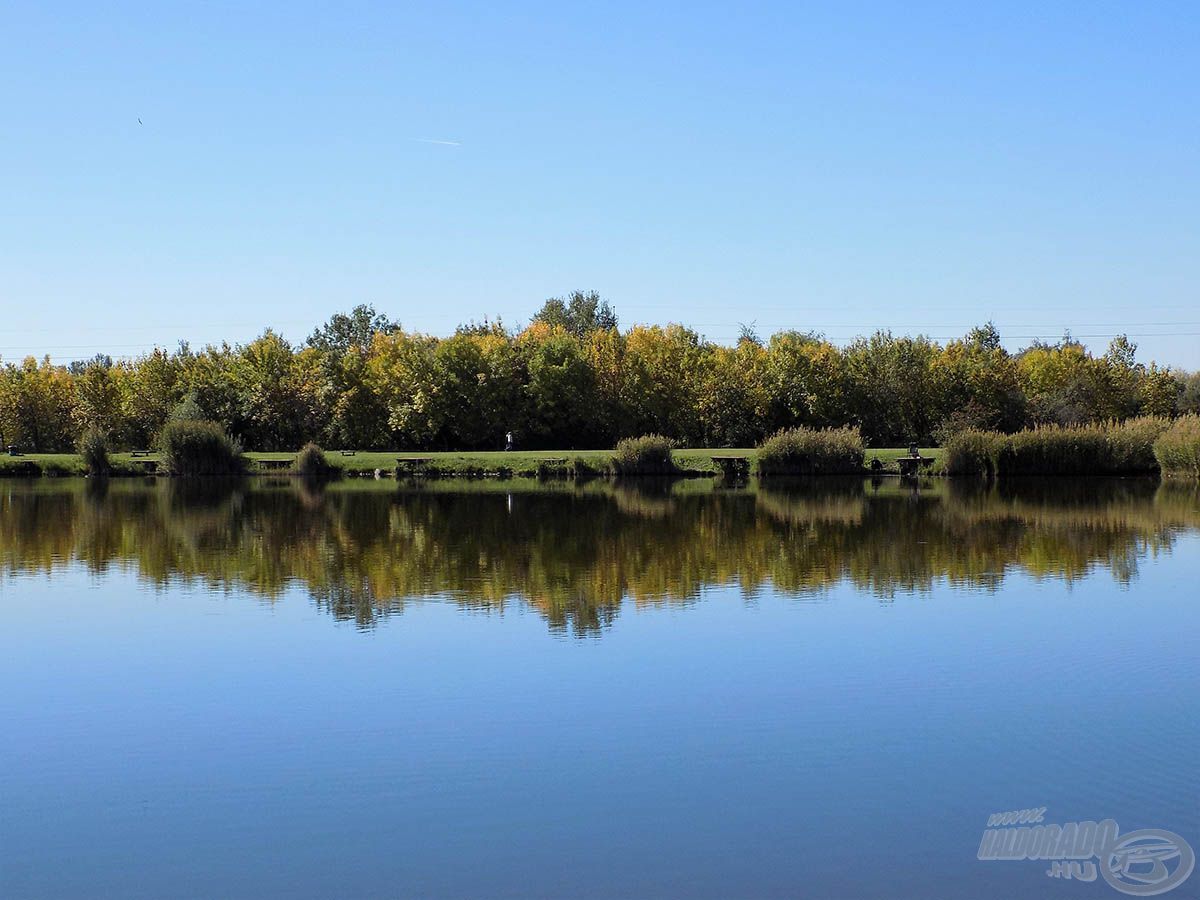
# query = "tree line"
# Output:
<box><xmin>2</xmin><ymin>292</ymin><xmax>1198</xmax><ymax>452</ymax></box>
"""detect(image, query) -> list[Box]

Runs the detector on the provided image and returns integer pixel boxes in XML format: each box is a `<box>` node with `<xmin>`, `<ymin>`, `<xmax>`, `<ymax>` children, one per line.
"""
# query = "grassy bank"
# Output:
<box><xmin>1</xmin><ymin>446</ymin><xmax>942</xmax><ymax>478</ymax></box>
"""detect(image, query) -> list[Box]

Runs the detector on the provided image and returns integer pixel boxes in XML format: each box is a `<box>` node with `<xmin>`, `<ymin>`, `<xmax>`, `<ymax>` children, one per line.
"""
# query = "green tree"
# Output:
<box><xmin>520</xmin><ymin>325</ymin><xmax>597</xmax><ymax>447</ymax></box>
<box><xmin>366</xmin><ymin>330</ymin><xmax>442</xmax><ymax>447</ymax></box>
<box><xmin>620</xmin><ymin>324</ymin><xmax>704</xmax><ymax>442</ymax></box>
<box><xmin>531</xmin><ymin>290</ymin><xmax>618</xmax><ymax>337</ymax></box>
<box><xmin>0</xmin><ymin>357</ymin><xmax>76</xmax><ymax>451</ymax></box>
<box><xmin>121</xmin><ymin>349</ymin><xmax>184</xmax><ymax>447</ymax></box>
<box><xmin>306</xmin><ymin>304</ymin><xmax>397</xmax><ymax>354</ymax></box>
<box><xmin>73</xmin><ymin>359</ymin><xmax>124</xmax><ymax>440</ymax></box>
<box><xmin>234</xmin><ymin>331</ymin><xmax>323</xmax><ymax>450</ymax></box>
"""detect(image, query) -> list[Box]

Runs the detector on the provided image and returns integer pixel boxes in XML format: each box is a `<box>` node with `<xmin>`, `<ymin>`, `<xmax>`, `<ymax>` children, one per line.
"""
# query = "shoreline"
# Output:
<box><xmin>1</xmin><ymin>447</ymin><xmax>937</xmax><ymax>479</ymax></box>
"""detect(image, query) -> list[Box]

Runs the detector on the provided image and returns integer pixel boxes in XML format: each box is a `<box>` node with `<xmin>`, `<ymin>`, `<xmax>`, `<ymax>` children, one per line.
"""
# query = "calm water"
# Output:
<box><xmin>1</xmin><ymin>477</ymin><xmax>1197</xmax><ymax>899</ymax></box>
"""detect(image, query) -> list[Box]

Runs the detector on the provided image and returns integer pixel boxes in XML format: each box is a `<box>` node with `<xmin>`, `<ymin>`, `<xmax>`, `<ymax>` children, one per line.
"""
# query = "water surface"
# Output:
<box><xmin>1</xmin><ymin>477</ymin><xmax>1197</xmax><ymax>898</ymax></box>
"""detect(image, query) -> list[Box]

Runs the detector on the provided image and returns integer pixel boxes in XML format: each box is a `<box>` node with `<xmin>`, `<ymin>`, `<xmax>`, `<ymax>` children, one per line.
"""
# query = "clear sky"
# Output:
<box><xmin>2</xmin><ymin>2</ymin><xmax>1198</xmax><ymax>367</ymax></box>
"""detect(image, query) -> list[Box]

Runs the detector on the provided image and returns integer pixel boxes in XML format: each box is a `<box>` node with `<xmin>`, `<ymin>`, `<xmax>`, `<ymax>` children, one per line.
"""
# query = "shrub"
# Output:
<box><xmin>77</xmin><ymin>428</ymin><xmax>111</xmax><ymax>476</ymax></box>
<box><xmin>998</xmin><ymin>419</ymin><xmax>1167</xmax><ymax>476</ymax></box>
<box><xmin>1155</xmin><ymin>415</ymin><xmax>1200</xmax><ymax>478</ymax></box>
<box><xmin>158</xmin><ymin>419</ymin><xmax>245</xmax><ymax>476</ymax></box>
<box><xmin>941</xmin><ymin>430</ymin><xmax>1002</xmax><ymax>477</ymax></box>
<box><xmin>294</xmin><ymin>442</ymin><xmax>338</xmax><ymax>481</ymax></box>
<box><xmin>569</xmin><ymin>457</ymin><xmax>600</xmax><ymax>480</ymax></box>
<box><xmin>755</xmin><ymin>426</ymin><xmax>865</xmax><ymax>476</ymax></box>
<box><xmin>535</xmin><ymin>459</ymin><xmax>568</xmax><ymax>480</ymax></box>
<box><xmin>610</xmin><ymin>434</ymin><xmax>677</xmax><ymax>476</ymax></box>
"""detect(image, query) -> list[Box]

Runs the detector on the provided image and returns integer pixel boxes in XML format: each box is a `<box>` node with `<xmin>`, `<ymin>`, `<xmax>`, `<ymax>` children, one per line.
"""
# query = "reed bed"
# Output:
<box><xmin>1154</xmin><ymin>415</ymin><xmax>1200</xmax><ymax>478</ymax></box>
<box><xmin>942</xmin><ymin>418</ymin><xmax>1170</xmax><ymax>477</ymax></box>
<box><xmin>755</xmin><ymin>426</ymin><xmax>865</xmax><ymax>476</ymax></box>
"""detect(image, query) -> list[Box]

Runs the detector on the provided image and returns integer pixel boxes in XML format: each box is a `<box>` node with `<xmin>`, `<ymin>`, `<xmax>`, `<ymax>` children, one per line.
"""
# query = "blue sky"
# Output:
<box><xmin>2</xmin><ymin>2</ymin><xmax>1198</xmax><ymax>366</ymax></box>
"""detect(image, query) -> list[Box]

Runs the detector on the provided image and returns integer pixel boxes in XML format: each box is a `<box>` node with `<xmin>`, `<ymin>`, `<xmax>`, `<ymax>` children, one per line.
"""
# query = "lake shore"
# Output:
<box><xmin>0</xmin><ymin>447</ymin><xmax>941</xmax><ymax>478</ymax></box>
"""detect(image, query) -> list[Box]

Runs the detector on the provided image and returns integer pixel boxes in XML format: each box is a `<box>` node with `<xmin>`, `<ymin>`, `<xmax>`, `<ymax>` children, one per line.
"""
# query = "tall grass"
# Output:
<box><xmin>756</xmin><ymin>426</ymin><xmax>865</xmax><ymax>476</ymax></box>
<box><xmin>1154</xmin><ymin>415</ymin><xmax>1200</xmax><ymax>478</ymax></box>
<box><xmin>610</xmin><ymin>434</ymin><xmax>677</xmax><ymax>475</ymax></box>
<box><xmin>1000</xmin><ymin>418</ymin><xmax>1166</xmax><ymax>475</ymax></box>
<box><xmin>941</xmin><ymin>430</ymin><xmax>1002</xmax><ymax>477</ymax></box>
<box><xmin>294</xmin><ymin>443</ymin><xmax>339</xmax><ymax>481</ymax></box>
<box><xmin>943</xmin><ymin>418</ymin><xmax>1169</xmax><ymax>477</ymax></box>
<box><xmin>76</xmin><ymin>428</ymin><xmax>111</xmax><ymax>476</ymax></box>
<box><xmin>158</xmin><ymin>420</ymin><xmax>245</xmax><ymax>476</ymax></box>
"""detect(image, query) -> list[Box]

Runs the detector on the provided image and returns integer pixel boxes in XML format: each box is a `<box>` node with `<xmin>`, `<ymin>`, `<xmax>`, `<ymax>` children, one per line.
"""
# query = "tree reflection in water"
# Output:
<box><xmin>2</xmin><ymin>477</ymin><xmax>1197</xmax><ymax>635</ymax></box>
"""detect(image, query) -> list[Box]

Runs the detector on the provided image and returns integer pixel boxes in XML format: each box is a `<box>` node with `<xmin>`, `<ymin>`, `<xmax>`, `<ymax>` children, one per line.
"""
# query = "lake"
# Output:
<box><xmin>1</xmin><ymin>476</ymin><xmax>1197</xmax><ymax>899</ymax></box>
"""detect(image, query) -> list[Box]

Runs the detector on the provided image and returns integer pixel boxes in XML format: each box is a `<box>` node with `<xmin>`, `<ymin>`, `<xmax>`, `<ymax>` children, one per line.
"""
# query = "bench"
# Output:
<box><xmin>257</xmin><ymin>459</ymin><xmax>292</xmax><ymax>471</ymax></box>
<box><xmin>340</xmin><ymin>450</ymin><xmax>356</xmax><ymax>456</ymax></box>
<box><xmin>130</xmin><ymin>449</ymin><xmax>153</xmax><ymax>458</ymax></box>
<box><xmin>711</xmin><ymin>456</ymin><xmax>751</xmax><ymax>478</ymax></box>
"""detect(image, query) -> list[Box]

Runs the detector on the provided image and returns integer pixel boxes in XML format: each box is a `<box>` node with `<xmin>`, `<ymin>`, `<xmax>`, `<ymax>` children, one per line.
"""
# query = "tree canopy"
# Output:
<box><xmin>0</xmin><ymin>300</ymin><xmax>1195</xmax><ymax>451</ymax></box>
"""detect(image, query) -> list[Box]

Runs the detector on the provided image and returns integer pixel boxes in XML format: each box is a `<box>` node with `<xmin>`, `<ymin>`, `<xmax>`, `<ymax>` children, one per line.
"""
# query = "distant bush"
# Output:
<box><xmin>610</xmin><ymin>435</ymin><xmax>677</xmax><ymax>476</ymax></box>
<box><xmin>77</xmin><ymin>428</ymin><xmax>111</xmax><ymax>476</ymax></box>
<box><xmin>294</xmin><ymin>443</ymin><xmax>338</xmax><ymax>481</ymax></box>
<box><xmin>756</xmin><ymin>426</ymin><xmax>865</xmax><ymax>476</ymax></box>
<box><xmin>941</xmin><ymin>430</ymin><xmax>1002</xmax><ymax>477</ymax></box>
<box><xmin>1155</xmin><ymin>415</ymin><xmax>1200</xmax><ymax>478</ymax></box>
<box><xmin>158</xmin><ymin>420</ymin><xmax>245</xmax><ymax>476</ymax></box>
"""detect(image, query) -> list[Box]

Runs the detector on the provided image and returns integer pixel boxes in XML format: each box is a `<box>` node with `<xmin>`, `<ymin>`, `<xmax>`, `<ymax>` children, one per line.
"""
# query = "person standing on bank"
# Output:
<box><xmin>505</xmin><ymin>431</ymin><xmax>514</xmax><ymax>451</ymax></box>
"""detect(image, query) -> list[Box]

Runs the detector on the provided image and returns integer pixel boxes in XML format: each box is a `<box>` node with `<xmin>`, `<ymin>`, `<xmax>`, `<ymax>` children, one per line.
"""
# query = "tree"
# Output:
<box><xmin>432</xmin><ymin>328</ymin><xmax>522</xmax><ymax>448</ymax></box>
<box><xmin>0</xmin><ymin>357</ymin><xmax>76</xmax><ymax>451</ymax></box>
<box><xmin>765</xmin><ymin>331</ymin><xmax>846</xmax><ymax>430</ymax></box>
<box><xmin>180</xmin><ymin>344</ymin><xmax>245</xmax><ymax>436</ymax></box>
<box><xmin>366</xmin><ymin>331</ymin><xmax>442</xmax><ymax>447</ymax></box>
<box><xmin>933</xmin><ymin>327</ymin><xmax>1026</xmax><ymax>437</ymax></box>
<box><xmin>73</xmin><ymin>359</ymin><xmax>124</xmax><ymax>440</ymax></box>
<box><xmin>1177</xmin><ymin>370</ymin><xmax>1200</xmax><ymax>415</ymax></box>
<box><xmin>531</xmin><ymin>290</ymin><xmax>618</xmax><ymax>337</ymax></box>
<box><xmin>233</xmin><ymin>332</ymin><xmax>323</xmax><ymax>450</ymax></box>
<box><xmin>121</xmin><ymin>349</ymin><xmax>184</xmax><ymax>447</ymax></box>
<box><xmin>520</xmin><ymin>325</ymin><xmax>597</xmax><ymax>447</ymax></box>
<box><xmin>842</xmin><ymin>332</ymin><xmax>944</xmax><ymax>445</ymax></box>
<box><xmin>1017</xmin><ymin>340</ymin><xmax>1099</xmax><ymax>426</ymax></box>
<box><xmin>1138</xmin><ymin>364</ymin><xmax>1179</xmax><ymax>417</ymax></box>
<box><xmin>620</xmin><ymin>324</ymin><xmax>704</xmax><ymax>442</ymax></box>
<box><xmin>697</xmin><ymin>341</ymin><xmax>769</xmax><ymax>446</ymax></box>
<box><xmin>307</xmin><ymin>304</ymin><xmax>397</xmax><ymax>354</ymax></box>
<box><xmin>966</xmin><ymin>322</ymin><xmax>1002</xmax><ymax>352</ymax></box>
